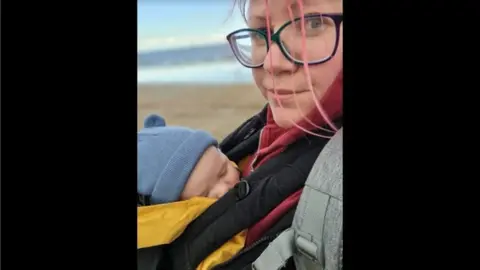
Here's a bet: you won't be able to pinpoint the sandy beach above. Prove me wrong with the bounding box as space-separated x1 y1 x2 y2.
138 84 266 140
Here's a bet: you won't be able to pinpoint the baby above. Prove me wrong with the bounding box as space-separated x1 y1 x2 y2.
137 114 245 270
137 114 240 205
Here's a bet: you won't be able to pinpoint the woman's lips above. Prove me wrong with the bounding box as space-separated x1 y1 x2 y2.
267 89 308 100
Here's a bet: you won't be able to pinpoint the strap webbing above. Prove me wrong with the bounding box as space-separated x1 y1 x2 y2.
251 228 294 270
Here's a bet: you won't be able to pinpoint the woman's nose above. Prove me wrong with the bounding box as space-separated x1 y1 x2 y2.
263 43 295 75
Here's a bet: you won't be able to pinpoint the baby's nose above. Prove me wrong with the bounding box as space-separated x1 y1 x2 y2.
226 173 240 188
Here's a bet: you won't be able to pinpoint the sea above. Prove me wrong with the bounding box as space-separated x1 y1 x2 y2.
138 0 254 85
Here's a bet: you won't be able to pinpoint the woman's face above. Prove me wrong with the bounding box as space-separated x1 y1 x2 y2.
248 0 343 128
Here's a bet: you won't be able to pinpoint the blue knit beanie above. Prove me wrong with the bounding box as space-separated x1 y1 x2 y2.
138 114 218 205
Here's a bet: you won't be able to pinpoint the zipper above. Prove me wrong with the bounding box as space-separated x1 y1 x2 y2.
210 233 279 270
250 128 264 172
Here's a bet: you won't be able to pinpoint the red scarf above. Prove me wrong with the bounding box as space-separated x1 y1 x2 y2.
244 71 343 246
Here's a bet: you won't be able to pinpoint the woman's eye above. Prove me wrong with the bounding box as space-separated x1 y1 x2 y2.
251 32 263 40
254 28 269 37
254 27 267 33
306 17 323 30
249 31 266 45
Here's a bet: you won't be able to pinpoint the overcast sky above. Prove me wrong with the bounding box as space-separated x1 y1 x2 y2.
138 0 246 52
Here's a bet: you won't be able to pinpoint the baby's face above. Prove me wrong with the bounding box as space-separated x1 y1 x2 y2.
180 146 240 200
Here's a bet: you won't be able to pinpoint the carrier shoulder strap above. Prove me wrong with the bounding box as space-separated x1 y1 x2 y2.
252 128 343 270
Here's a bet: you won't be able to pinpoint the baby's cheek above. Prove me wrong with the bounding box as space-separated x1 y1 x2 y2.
210 184 229 199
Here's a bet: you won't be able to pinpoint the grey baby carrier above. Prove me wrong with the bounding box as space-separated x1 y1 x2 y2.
252 128 343 270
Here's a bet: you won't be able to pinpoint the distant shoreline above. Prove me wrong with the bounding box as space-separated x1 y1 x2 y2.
138 60 253 85
138 42 234 68
137 58 237 70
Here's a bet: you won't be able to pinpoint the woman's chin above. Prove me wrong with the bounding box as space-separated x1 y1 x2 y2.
270 106 304 129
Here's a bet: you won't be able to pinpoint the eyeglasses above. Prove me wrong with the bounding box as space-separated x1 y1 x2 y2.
226 13 343 68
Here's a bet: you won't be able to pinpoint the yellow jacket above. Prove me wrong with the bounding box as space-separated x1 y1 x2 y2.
138 197 246 270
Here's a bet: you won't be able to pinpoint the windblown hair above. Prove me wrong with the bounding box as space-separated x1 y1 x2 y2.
233 0 248 22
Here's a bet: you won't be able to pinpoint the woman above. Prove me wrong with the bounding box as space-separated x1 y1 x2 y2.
164 0 343 269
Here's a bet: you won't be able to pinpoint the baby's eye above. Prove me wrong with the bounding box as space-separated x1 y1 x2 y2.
217 160 228 178
220 164 228 177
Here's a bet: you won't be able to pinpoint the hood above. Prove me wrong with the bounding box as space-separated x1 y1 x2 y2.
138 196 246 270
138 197 216 249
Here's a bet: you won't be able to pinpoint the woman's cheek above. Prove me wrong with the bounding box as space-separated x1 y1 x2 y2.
252 69 268 99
